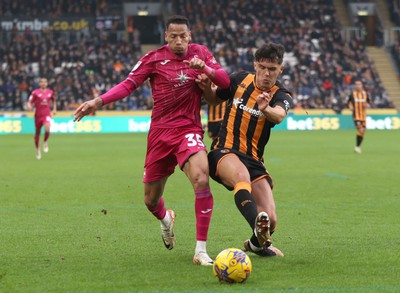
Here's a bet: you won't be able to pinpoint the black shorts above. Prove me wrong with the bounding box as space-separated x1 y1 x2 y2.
354 120 366 128
207 121 222 139
208 148 274 191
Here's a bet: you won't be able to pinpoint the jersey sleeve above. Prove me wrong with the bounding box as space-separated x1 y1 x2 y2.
28 91 36 103
271 89 293 113
51 90 55 102
346 93 354 105
126 52 154 87
215 72 244 100
198 45 222 70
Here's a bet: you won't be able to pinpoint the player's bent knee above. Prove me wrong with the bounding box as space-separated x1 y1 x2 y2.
187 168 209 187
143 194 159 209
233 170 251 183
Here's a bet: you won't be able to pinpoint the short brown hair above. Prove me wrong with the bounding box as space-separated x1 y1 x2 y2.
254 43 285 65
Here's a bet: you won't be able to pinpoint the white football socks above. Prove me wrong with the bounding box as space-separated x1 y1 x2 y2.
195 240 207 254
160 211 172 227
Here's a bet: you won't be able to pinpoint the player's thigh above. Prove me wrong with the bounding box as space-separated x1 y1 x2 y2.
43 117 51 132
355 120 365 132
183 150 209 181
144 128 178 182
361 121 366 132
217 154 251 188
35 118 43 132
178 129 209 188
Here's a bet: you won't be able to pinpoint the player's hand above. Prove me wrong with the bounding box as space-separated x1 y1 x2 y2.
256 92 271 112
52 110 57 116
195 73 211 91
183 57 205 70
74 98 102 122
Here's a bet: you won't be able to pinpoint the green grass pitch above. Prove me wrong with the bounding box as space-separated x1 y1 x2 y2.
1 130 399 292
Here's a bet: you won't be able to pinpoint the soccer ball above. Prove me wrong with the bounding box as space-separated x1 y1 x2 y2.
212 248 252 283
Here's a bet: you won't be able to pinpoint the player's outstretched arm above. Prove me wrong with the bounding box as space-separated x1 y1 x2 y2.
74 97 103 122
52 95 57 116
27 101 33 112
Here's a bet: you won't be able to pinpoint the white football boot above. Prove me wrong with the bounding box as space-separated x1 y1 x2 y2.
254 211 272 247
43 141 49 153
193 251 213 266
161 210 176 250
36 148 41 160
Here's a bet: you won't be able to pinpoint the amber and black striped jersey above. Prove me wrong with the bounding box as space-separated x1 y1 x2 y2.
211 72 293 162
347 90 370 121
208 101 227 123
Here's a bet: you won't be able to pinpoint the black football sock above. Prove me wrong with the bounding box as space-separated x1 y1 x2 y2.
234 189 258 230
356 135 363 147
250 234 260 248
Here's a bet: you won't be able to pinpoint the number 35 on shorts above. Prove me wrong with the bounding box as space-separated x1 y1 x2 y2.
185 133 205 147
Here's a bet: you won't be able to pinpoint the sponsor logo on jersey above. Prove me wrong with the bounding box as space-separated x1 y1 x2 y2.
354 98 367 102
233 98 265 118
160 60 171 65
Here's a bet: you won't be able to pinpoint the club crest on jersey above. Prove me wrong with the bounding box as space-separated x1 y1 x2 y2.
173 70 192 87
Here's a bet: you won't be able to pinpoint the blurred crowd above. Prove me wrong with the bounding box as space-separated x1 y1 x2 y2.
0 0 396 112
388 0 400 72
0 30 152 111
0 0 109 17
176 0 394 111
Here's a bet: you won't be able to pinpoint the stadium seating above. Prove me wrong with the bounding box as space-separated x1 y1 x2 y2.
0 0 395 111
388 0 400 74
176 0 394 110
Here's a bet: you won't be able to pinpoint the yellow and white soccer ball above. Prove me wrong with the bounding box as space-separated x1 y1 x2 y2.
212 248 252 283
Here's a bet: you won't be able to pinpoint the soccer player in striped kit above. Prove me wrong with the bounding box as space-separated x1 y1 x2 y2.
198 43 292 257
207 101 227 140
347 80 371 154
74 15 230 265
